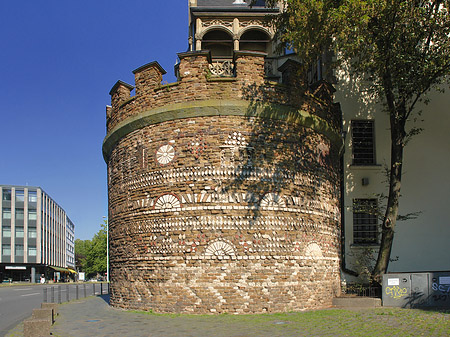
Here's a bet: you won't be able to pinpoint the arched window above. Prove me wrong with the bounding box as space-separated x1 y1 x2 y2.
202 30 233 59
240 29 271 53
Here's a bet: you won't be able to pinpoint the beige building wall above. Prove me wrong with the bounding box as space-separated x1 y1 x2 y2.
336 75 450 279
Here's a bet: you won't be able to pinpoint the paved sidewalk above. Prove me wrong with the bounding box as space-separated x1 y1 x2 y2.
6 295 450 336
51 296 311 337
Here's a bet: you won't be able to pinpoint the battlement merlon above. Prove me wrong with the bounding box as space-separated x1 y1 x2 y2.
109 80 134 110
177 50 212 81
132 61 167 99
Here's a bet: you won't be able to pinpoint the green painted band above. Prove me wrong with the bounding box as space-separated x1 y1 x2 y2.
102 99 341 162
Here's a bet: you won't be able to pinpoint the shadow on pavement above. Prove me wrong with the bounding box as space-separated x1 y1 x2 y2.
97 293 110 304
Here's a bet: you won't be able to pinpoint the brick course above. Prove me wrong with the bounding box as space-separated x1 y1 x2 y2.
104 50 342 313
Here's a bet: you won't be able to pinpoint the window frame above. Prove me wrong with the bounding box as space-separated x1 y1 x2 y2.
15 208 24 220
2 189 11 201
2 226 11 238
15 244 24 256
28 246 37 256
352 198 379 245
15 226 25 238
15 189 25 202
2 244 11 256
351 120 376 166
28 191 37 203
28 227 37 238
28 209 37 220
2 208 11 219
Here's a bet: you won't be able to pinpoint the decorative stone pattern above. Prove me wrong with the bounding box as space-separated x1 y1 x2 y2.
105 50 342 313
155 144 175 165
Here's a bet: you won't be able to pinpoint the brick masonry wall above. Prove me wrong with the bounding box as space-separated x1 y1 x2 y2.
105 51 342 313
106 52 340 133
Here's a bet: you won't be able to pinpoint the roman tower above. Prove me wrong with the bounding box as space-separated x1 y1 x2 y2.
103 0 342 313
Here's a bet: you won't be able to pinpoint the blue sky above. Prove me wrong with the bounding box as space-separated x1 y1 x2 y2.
0 1 188 240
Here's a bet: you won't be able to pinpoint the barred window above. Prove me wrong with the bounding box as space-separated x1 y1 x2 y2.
351 120 375 165
353 199 379 245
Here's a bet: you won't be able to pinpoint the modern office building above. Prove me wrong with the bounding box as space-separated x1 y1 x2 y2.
0 185 76 282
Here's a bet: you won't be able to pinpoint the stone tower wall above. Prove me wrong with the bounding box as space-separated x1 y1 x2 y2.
104 50 342 313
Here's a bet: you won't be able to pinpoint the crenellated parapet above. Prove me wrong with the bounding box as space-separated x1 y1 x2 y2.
105 51 340 151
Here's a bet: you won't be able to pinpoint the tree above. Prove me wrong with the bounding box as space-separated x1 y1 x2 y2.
75 221 107 278
258 0 450 282
74 239 91 272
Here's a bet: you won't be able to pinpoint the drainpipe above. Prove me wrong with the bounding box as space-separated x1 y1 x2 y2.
340 130 358 277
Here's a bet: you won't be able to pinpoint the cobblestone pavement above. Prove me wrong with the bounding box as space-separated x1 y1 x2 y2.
6 295 450 337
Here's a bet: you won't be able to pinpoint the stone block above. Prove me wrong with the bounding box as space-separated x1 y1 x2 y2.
41 302 58 316
31 308 54 324
23 318 51 337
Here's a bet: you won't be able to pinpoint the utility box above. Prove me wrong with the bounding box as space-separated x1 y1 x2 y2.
383 272 450 308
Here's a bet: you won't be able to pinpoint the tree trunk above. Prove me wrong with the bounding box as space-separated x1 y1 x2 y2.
372 109 406 284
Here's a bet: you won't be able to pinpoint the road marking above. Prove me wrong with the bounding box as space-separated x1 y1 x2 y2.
21 293 40 297
13 288 33 291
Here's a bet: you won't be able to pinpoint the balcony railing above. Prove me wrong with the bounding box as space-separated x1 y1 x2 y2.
209 58 235 77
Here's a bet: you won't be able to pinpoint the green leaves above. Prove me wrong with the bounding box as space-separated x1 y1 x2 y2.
75 222 107 278
266 0 450 112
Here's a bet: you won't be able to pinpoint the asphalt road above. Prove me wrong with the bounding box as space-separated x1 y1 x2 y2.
0 283 107 337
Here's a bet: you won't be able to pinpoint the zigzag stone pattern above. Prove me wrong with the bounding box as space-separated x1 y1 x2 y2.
104 53 342 313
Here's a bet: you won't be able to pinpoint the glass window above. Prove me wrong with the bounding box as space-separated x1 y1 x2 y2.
2 208 11 219
353 199 379 245
28 191 37 203
351 120 376 165
2 226 11 238
28 227 37 238
15 208 24 220
28 246 37 256
15 227 24 238
2 189 11 201
15 244 24 256
15 190 25 202
2 244 11 255
28 209 37 220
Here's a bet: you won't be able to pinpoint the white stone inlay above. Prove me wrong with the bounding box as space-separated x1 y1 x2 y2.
156 144 175 165
154 194 181 210
205 240 236 258
305 243 323 258
260 193 286 207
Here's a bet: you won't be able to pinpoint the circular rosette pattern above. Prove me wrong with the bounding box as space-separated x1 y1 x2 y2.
156 144 175 165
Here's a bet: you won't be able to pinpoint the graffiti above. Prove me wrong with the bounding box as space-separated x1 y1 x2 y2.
431 282 450 294
432 294 448 302
385 286 408 299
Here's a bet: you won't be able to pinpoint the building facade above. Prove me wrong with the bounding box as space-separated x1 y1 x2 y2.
104 0 342 313
337 82 450 281
0 185 76 282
